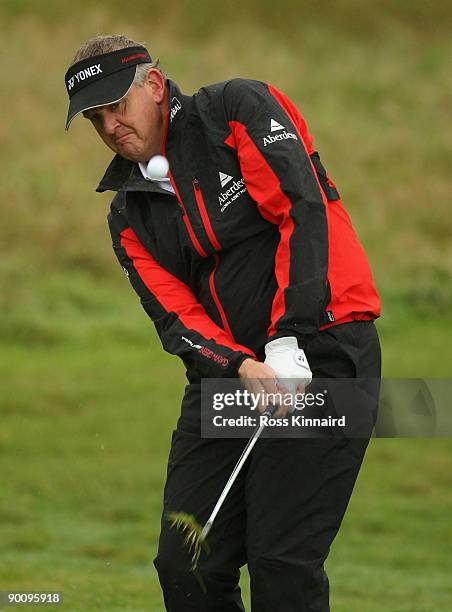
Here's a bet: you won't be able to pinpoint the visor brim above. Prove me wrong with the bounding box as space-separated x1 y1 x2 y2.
65 65 137 130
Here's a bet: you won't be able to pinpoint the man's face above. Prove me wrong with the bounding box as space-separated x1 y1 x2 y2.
83 69 168 163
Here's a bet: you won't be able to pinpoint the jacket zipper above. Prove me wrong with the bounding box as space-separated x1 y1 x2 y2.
192 180 234 337
209 253 235 339
166 170 208 258
192 178 222 251
162 109 207 257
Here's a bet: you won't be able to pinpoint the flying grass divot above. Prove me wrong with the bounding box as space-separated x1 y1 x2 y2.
165 511 211 571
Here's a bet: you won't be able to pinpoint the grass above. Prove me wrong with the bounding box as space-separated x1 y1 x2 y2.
1 1 452 610
1 333 180 611
1 277 451 610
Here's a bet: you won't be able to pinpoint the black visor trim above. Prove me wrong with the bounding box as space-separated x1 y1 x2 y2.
64 46 152 129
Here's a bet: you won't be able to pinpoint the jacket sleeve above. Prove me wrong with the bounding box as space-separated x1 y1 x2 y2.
224 79 336 348
108 199 256 378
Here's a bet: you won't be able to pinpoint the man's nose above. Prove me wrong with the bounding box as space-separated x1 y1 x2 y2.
101 112 120 136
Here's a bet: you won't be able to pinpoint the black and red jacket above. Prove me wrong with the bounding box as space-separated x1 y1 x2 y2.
99 79 381 379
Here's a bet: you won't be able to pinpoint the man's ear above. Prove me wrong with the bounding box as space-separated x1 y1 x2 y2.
145 68 166 104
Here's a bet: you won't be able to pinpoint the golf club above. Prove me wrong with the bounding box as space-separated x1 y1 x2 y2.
167 402 277 568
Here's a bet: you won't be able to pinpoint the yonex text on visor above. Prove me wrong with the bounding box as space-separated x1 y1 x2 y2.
64 46 152 129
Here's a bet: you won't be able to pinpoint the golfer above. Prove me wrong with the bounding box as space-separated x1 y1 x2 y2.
65 35 381 611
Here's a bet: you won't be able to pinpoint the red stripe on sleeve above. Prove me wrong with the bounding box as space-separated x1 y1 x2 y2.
268 84 332 211
228 120 294 337
120 227 255 356
267 84 334 211
267 84 315 155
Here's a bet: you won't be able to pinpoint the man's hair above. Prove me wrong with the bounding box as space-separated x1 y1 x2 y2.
70 34 164 86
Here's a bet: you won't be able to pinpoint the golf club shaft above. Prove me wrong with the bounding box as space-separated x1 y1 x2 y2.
201 405 276 539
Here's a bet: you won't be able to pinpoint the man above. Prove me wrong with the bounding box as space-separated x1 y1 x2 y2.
65 35 381 611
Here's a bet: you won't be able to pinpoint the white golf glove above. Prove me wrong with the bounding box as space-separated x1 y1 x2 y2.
264 336 312 395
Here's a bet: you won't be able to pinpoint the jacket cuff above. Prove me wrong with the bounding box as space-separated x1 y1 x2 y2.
267 330 313 351
227 351 256 378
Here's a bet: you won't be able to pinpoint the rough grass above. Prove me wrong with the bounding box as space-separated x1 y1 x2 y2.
2 1 451 286
1 325 452 610
1 1 452 610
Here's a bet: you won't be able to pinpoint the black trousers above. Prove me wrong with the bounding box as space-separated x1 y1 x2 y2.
154 321 381 611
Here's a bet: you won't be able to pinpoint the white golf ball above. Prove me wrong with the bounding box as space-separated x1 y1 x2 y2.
146 155 169 179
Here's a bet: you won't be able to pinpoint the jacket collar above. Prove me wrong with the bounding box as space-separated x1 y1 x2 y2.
96 80 189 194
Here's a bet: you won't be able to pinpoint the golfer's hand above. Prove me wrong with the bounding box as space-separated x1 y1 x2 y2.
264 337 312 394
238 358 292 418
